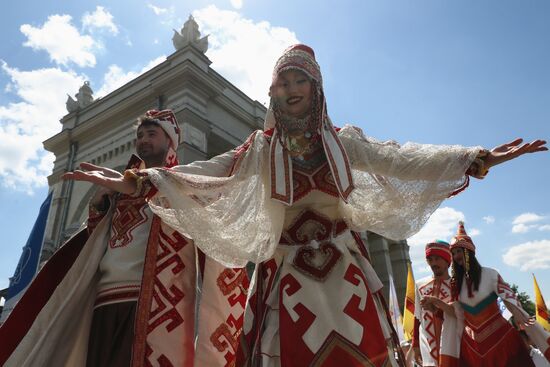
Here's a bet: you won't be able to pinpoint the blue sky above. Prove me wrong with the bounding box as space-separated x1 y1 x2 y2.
1 1 549 306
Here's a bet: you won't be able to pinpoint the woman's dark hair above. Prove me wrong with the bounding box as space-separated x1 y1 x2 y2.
451 248 482 298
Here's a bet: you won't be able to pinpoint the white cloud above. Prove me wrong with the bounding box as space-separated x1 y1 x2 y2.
148 3 169 15
21 14 98 68
512 223 531 234
408 207 464 247
502 240 550 271
193 5 299 104
0 62 86 192
483 215 495 224
82 6 119 35
511 213 548 233
147 4 177 26
469 228 481 237
513 213 544 225
408 207 464 274
95 56 166 98
230 0 244 9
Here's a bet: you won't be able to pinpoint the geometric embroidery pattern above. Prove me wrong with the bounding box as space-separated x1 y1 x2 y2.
109 196 148 248
292 162 340 203
132 216 193 367
293 242 342 282
418 279 453 361
147 230 189 333
210 268 249 367
310 331 379 367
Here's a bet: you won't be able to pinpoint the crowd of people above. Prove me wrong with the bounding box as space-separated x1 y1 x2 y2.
0 44 548 367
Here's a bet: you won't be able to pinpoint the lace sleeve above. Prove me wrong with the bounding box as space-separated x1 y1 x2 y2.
144 131 285 267
169 149 237 177
338 125 481 240
339 125 481 181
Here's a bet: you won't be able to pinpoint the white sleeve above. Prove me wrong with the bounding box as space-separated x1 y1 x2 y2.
339 125 481 181
170 149 237 177
337 125 482 241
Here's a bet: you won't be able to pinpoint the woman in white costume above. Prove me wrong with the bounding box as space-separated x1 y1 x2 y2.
64 44 546 367
448 222 550 367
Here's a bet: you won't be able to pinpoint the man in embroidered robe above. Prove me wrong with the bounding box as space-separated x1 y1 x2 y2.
413 240 459 367
0 110 248 367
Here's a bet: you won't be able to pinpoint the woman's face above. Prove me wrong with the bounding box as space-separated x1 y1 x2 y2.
272 69 313 118
451 248 465 266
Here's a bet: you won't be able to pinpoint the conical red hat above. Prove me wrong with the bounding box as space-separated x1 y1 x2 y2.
450 221 476 252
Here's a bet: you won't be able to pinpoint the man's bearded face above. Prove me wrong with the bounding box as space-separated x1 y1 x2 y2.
426 255 449 277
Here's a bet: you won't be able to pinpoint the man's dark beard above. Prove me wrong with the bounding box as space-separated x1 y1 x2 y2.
139 150 167 168
431 266 445 276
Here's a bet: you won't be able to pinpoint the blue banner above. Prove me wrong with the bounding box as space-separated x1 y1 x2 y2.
6 191 53 300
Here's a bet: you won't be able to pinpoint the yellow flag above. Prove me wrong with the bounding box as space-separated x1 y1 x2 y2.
533 274 550 332
403 262 416 340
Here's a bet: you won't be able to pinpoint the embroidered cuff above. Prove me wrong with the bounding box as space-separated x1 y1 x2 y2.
123 169 154 197
466 149 490 179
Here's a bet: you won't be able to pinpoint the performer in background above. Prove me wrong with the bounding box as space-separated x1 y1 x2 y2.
61 44 546 367
424 221 550 367
0 110 247 367
413 240 460 366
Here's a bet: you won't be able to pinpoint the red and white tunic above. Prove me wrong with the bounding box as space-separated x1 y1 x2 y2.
456 267 550 367
413 276 457 367
95 194 152 307
237 159 396 366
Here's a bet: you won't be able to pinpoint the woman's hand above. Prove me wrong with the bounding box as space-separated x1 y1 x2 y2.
62 162 137 195
515 312 536 330
485 138 547 168
76 163 124 207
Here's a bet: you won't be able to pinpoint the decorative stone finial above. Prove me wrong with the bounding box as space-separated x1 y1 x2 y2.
172 15 208 53
66 81 94 113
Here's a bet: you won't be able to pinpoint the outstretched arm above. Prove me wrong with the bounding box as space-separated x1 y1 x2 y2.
502 299 536 330
62 162 137 195
80 162 124 208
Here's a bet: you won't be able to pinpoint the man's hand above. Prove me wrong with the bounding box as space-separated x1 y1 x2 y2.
420 295 437 312
63 162 137 195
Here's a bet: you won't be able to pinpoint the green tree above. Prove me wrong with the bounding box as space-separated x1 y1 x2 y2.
510 284 536 316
